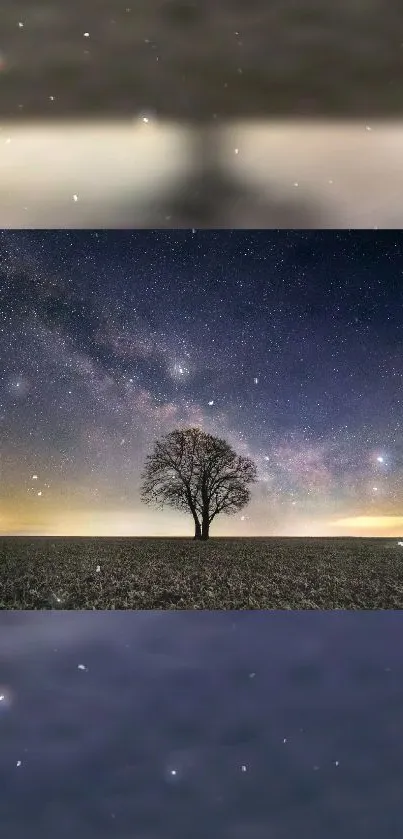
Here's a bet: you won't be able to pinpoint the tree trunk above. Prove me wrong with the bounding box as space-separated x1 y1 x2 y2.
193 519 202 540
191 123 223 183
201 515 209 541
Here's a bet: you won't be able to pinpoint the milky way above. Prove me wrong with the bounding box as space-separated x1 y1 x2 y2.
1 229 403 536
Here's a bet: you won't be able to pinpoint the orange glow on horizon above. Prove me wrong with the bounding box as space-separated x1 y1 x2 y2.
1 506 403 538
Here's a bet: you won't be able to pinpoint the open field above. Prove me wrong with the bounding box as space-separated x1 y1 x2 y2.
1 537 403 609
1 0 402 118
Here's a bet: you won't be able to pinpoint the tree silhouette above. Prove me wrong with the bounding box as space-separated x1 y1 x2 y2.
140 427 258 540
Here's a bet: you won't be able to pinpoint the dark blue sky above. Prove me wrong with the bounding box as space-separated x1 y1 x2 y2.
1 610 403 838
2 229 403 535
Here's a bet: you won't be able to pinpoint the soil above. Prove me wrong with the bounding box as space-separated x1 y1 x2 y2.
1 536 402 609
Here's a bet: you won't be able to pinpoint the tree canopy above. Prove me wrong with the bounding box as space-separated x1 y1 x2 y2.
140 426 258 539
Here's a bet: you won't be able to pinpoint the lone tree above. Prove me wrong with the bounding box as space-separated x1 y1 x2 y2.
140 427 258 540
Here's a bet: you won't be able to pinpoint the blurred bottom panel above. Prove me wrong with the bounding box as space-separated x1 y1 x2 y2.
1 120 402 228
1 610 403 839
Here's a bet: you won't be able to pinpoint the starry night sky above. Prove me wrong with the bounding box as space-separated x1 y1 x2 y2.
1 229 403 537
2 610 403 839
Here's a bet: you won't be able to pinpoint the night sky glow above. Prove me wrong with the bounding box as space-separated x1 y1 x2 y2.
1 229 403 537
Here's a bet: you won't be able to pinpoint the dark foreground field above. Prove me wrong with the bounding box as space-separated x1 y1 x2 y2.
1 537 403 609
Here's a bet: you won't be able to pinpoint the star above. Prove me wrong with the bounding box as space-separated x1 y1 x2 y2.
1 229 403 537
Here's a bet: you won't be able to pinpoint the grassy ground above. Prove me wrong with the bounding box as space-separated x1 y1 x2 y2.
1 537 403 609
1 0 402 118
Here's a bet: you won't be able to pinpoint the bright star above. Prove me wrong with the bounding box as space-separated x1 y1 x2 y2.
170 361 190 381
